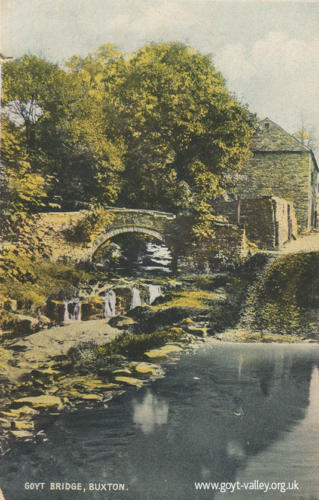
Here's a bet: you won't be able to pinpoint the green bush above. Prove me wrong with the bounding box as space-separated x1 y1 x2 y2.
1 252 93 312
98 327 186 360
64 208 114 243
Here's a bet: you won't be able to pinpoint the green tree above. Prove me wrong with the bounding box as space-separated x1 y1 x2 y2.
3 55 61 149
3 50 126 208
112 42 255 212
60 44 127 205
0 117 48 243
293 127 318 150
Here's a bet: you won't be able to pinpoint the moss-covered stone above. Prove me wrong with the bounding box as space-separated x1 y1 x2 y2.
109 315 137 329
14 395 64 410
144 345 182 359
3 299 18 312
114 376 143 387
45 299 65 324
113 287 132 314
0 312 40 336
245 252 319 334
81 296 104 321
134 362 159 375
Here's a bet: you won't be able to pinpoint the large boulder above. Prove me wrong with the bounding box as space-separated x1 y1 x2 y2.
0 311 40 336
81 296 104 321
113 287 133 314
45 299 65 324
3 299 18 312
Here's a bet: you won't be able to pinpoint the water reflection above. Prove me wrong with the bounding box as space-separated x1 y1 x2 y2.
1 344 319 500
132 391 169 434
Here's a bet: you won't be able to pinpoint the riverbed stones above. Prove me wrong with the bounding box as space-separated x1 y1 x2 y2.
114 376 143 387
113 368 132 375
144 344 182 359
14 395 63 410
65 390 103 401
134 362 159 375
9 314 40 336
2 406 39 417
10 430 33 439
13 420 34 431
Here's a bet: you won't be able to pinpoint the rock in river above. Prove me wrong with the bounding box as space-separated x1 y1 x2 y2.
14 395 63 410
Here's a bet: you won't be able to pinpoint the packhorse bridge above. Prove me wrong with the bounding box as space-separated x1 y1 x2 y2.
33 207 176 262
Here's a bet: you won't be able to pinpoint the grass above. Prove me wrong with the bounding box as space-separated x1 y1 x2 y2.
245 252 319 334
216 328 305 343
152 290 218 309
97 327 187 360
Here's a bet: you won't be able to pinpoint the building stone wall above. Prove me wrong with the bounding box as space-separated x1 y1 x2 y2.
233 118 318 230
235 151 316 229
215 197 298 250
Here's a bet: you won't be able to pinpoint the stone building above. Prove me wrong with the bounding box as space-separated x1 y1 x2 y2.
215 197 298 250
234 118 318 230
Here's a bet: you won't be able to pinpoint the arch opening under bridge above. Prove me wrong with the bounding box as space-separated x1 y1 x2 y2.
91 225 167 260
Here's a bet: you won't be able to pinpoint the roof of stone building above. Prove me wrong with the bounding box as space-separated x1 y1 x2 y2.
253 118 311 153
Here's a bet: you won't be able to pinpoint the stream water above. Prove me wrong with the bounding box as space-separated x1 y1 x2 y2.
1 342 319 500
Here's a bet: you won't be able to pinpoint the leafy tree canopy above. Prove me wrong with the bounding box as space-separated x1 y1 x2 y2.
2 42 255 224
113 42 255 212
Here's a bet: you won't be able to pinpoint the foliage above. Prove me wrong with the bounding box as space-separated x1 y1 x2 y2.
293 127 318 149
65 208 115 243
3 55 60 146
3 42 254 214
115 42 255 211
97 327 186 360
1 118 48 234
0 252 93 311
3 50 126 208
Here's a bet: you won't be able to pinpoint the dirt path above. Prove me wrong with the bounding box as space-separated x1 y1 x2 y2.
280 232 319 254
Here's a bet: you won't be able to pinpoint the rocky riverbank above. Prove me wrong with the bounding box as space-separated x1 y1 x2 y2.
0 257 249 453
2 251 318 455
0 302 207 455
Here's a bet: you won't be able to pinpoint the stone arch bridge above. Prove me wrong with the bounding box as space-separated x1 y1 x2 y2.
34 208 176 262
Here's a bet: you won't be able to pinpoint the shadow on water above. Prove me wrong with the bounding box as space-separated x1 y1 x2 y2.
1 343 319 500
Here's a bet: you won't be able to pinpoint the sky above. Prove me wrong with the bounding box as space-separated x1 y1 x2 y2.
1 0 319 142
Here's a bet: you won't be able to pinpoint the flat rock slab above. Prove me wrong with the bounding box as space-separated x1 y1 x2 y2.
134 362 159 374
114 376 143 387
144 344 182 359
1 319 122 383
14 395 64 410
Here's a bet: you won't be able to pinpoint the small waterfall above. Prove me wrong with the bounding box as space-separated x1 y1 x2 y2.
64 299 81 322
104 290 116 318
148 284 162 305
131 287 141 309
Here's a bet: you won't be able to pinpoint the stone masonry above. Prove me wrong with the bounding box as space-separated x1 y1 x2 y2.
233 118 318 230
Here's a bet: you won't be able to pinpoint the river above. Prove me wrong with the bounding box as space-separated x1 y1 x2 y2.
1 342 319 499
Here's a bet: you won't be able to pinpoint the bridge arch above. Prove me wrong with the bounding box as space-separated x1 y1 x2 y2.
90 225 167 260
